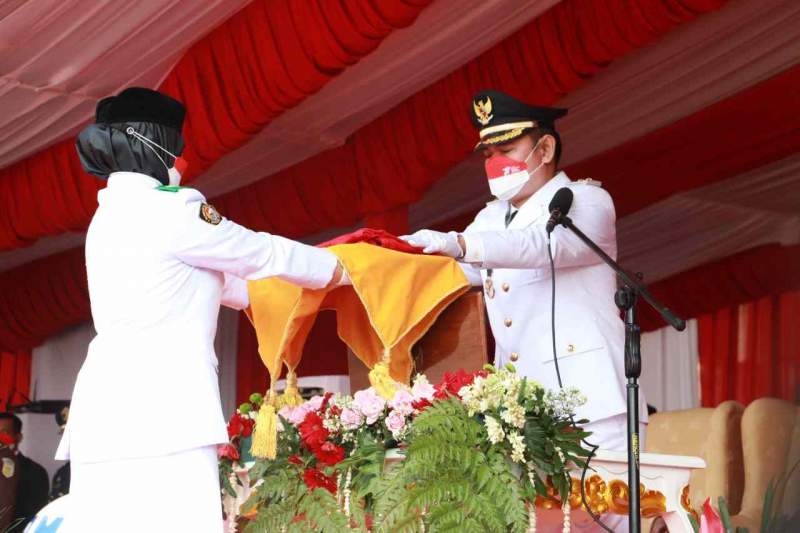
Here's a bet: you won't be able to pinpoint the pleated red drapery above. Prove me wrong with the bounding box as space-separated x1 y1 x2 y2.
0 0 431 251
0 350 31 411
698 290 799 406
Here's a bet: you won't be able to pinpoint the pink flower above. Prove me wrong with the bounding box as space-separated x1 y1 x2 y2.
411 378 436 403
385 409 407 437
340 407 364 430
305 395 325 412
352 388 386 424
389 389 414 416
279 404 310 426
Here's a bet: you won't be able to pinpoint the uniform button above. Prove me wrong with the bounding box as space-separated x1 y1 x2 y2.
509 352 519 362
502 283 510 292
567 344 575 353
504 318 512 327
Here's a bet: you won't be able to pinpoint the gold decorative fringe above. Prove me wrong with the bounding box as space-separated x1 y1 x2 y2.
279 369 304 408
251 390 279 459
369 361 398 400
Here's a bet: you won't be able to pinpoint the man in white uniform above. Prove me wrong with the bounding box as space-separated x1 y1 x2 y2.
403 90 646 531
402 89 647 450
57 88 345 532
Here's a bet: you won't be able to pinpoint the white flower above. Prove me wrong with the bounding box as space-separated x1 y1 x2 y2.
501 402 526 429
507 431 526 463
484 415 505 444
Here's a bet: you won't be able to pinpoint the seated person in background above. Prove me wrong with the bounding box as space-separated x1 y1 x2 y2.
0 412 49 530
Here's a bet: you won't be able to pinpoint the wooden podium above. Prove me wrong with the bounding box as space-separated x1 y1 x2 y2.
348 289 490 391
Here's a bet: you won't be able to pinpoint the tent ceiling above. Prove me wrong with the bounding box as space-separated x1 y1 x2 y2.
0 0 252 168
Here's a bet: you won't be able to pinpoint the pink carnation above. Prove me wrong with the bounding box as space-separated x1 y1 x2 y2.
279 404 310 426
352 388 386 425
389 389 414 416
340 407 365 430
305 395 325 412
411 379 436 402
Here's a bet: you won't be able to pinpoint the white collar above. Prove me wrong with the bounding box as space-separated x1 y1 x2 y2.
505 171 571 229
106 171 162 190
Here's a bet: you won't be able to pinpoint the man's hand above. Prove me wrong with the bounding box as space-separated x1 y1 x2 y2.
399 229 464 258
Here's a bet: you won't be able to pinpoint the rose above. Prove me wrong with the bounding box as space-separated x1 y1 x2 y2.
385 409 407 438
340 407 364 430
298 411 329 449
314 441 345 466
352 388 386 425
217 443 240 461
303 468 337 494
389 389 414 417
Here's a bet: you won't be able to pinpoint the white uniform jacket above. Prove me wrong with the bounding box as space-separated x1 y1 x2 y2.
461 172 646 425
57 172 337 463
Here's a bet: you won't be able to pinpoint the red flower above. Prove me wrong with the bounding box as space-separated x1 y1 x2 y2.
434 369 487 399
314 441 345 466
218 443 240 461
303 468 337 494
0 431 15 447
227 413 254 439
412 397 433 412
288 454 303 465
299 411 329 450
227 414 244 438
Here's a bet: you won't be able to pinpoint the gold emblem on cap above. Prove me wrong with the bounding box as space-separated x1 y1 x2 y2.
473 97 493 126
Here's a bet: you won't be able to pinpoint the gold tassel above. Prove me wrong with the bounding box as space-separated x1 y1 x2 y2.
251 390 278 459
369 361 398 400
279 369 304 408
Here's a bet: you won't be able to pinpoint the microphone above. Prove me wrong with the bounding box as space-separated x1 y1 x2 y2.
546 187 573 233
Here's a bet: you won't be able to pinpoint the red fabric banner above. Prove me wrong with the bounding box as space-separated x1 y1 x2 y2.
698 289 799 406
0 350 31 411
0 0 431 251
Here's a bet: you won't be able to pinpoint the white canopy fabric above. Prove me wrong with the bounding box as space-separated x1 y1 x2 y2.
0 0 253 168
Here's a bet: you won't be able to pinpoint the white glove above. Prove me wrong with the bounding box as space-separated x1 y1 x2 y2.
399 229 463 258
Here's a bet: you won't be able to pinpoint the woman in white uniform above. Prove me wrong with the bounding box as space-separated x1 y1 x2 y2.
57 88 345 532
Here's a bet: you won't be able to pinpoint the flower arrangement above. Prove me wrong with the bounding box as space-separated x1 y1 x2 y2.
228 364 590 532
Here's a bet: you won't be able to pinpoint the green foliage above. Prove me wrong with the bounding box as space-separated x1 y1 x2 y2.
373 398 528 532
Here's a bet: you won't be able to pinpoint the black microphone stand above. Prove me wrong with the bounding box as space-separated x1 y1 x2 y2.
554 215 685 533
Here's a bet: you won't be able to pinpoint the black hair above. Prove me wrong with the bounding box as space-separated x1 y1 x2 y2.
0 412 22 434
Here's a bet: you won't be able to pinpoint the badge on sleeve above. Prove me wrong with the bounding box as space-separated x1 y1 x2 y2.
199 203 222 225
2 457 14 478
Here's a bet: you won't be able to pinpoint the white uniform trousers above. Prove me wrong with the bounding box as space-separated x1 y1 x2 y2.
66 445 222 533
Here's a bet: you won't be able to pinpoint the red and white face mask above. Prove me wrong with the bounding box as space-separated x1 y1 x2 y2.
484 138 543 201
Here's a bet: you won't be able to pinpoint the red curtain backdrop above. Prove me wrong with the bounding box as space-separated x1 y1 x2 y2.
698 290 799 407
0 0 431 251
639 244 800 332
0 350 31 411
